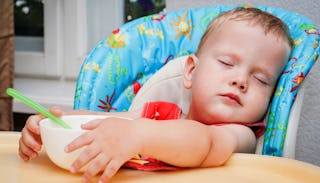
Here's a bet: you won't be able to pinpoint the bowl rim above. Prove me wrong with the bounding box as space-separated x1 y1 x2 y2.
39 115 109 131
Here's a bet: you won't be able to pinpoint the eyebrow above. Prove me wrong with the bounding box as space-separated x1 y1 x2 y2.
223 52 242 62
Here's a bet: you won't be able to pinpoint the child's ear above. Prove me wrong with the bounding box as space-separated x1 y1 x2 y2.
183 55 198 89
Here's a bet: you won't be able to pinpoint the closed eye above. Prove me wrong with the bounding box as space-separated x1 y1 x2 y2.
218 60 233 67
254 75 269 85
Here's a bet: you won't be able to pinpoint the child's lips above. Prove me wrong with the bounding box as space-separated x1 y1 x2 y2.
220 93 242 106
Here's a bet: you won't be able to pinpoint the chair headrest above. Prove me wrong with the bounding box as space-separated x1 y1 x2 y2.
74 5 320 156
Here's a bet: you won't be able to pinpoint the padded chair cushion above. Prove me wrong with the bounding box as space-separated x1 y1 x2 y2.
74 5 320 156
129 56 190 113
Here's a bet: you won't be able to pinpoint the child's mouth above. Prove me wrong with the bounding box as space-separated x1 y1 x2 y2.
220 93 242 106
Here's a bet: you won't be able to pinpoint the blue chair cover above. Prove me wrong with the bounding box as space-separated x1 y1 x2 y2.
74 4 320 156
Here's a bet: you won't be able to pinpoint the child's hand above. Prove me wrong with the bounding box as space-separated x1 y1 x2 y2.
19 107 63 161
65 117 142 183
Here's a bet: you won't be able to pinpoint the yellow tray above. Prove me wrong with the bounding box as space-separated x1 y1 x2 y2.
0 132 319 183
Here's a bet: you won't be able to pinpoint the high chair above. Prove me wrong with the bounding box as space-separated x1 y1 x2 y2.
73 5 320 161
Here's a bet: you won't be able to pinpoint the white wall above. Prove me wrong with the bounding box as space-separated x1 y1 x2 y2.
166 0 320 28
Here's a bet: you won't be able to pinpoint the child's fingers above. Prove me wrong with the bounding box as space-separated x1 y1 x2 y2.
18 138 39 160
65 131 93 153
48 106 64 117
99 159 122 183
70 144 100 173
81 119 102 130
25 115 43 135
21 127 42 151
19 151 31 161
81 153 109 182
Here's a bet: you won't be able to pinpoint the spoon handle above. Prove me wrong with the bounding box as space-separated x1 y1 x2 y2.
6 88 72 129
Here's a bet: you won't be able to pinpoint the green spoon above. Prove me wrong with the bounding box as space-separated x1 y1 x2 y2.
6 88 72 129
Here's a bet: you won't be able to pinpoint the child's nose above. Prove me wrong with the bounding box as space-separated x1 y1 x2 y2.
231 79 248 92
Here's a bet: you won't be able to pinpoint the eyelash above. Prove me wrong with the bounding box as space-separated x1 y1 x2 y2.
218 60 233 67
254 76 268 85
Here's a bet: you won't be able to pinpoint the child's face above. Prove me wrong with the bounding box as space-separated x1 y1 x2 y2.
184 20 291 124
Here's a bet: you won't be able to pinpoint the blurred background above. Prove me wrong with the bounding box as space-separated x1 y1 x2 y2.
0 0 166 131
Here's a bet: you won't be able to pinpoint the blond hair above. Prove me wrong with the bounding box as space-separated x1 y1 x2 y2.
196 7 294 55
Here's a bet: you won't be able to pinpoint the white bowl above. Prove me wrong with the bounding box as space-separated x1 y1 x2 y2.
40 115 108 171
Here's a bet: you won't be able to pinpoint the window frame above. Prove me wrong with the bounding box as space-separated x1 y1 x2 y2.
15 0 62 77
13 0 124 113
15 0 124 79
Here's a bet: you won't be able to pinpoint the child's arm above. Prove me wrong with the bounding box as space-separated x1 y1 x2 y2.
66 117 256 182
18 107 141 161
138 118 257 167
